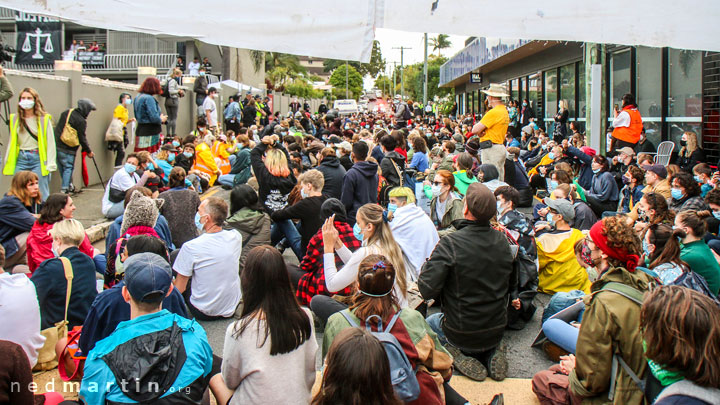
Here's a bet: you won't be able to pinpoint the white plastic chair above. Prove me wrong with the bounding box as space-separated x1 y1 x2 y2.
654 141 675 166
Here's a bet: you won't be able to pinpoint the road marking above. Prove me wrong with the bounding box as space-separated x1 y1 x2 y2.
200 186 220 200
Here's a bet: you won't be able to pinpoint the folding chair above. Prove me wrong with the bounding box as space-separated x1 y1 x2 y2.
654 141 675 166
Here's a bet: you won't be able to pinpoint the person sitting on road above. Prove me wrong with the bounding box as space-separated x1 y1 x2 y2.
452 153 478 196
224 184 271 274
0 171 41 273
535 197 591 295
173 197 242 320
159 167 201 248
217 131 253 188
420 183 514 382
101 153 154 219
642 223 688 285
495 185 535 258
220 246 318 405
424 169 464 233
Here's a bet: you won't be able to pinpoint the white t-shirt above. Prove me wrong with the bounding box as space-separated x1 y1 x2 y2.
188 61 201 76
0 273 45 367
612 110 631 128
174 229 242 317
203 97 218 128
101 167 140 215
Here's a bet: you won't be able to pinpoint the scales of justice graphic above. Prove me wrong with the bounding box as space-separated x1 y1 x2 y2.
21 27 53 59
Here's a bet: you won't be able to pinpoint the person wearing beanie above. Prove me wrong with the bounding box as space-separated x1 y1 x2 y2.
420 182 515 382
532 216 652 404
80 252 223 405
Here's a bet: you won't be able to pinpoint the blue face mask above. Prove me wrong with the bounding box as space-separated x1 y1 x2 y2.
694 175 704 183
300 189 309 199
124 98 132 105
353 223 364 241
592 168 601 174
541 144 547 151
713 211 720 220
496 200 504 214
548 152 555 160
549 180 559 191
671 187 684 200
172 141 180 147
183 151 193 158
199 71 206 76
523 102 527 107
387 203 398 213
195 212 204 232
124 163 137 174
546 213 555 226
167 153 175 162
146 163 154 170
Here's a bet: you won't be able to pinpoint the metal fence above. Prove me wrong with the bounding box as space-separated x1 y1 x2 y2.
5 53 177 73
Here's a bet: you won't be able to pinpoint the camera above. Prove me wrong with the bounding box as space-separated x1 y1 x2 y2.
0 37 16 64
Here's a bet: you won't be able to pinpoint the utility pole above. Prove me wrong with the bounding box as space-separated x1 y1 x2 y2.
423 33 428 105
391 62 398 99
345 60 349 99
392 46 411 99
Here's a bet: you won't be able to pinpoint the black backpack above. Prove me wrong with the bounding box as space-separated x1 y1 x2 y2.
401 103 412 121
161 77 173 98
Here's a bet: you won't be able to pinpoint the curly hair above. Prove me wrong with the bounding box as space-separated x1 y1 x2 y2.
626 165 645 184
671 172 701 198
601 215 642 259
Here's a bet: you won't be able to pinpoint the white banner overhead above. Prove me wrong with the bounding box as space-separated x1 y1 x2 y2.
3 0 720 62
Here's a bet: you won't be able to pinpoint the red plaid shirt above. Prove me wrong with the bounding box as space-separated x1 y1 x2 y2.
296 221 361 306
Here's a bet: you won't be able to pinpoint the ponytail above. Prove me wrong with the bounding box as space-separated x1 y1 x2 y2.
648 224 688 270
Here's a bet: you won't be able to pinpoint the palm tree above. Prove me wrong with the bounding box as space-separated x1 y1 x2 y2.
430 34 452 56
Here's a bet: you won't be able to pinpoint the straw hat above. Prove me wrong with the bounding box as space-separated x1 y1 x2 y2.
481 83 509 98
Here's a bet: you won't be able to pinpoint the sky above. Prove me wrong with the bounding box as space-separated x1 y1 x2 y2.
363 28 468 90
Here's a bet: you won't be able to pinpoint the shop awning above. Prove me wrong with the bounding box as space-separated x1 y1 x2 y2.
5 0 720 63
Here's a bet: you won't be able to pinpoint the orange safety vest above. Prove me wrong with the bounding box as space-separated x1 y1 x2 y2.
192 143 219 186
612 106 643 144
211 141 231 175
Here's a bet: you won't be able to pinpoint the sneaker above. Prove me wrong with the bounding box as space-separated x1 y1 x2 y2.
487 342 508 381
446 344 487 381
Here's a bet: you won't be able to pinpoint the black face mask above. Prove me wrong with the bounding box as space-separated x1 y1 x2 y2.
680 140 687 147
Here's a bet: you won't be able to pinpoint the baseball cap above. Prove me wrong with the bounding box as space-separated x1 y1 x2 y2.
161 143 178 152
124 253 172 303
337 141 352 152
618 147 635 157
642 164 667 179
465 183 496 222
543 197 575 222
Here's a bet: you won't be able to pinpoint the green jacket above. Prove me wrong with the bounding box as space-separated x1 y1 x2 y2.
452 170 477 196
680 240 720 296
225 207 271 272
569 266 652 404
426 190 464 233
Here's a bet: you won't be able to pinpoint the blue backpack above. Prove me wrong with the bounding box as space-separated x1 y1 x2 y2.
340 309 420 402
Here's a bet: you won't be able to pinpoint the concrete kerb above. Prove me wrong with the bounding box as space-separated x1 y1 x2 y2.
86 221 113 244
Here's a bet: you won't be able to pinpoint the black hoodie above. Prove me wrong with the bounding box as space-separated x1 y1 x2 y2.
341 160 379 225
55 98 95 153
317 155 346 199
380 150 406 187
250 142 297 213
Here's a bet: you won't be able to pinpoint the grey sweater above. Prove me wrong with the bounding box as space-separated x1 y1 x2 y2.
158 188 200 248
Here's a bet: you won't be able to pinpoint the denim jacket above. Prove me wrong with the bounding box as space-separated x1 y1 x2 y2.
133 93 162 124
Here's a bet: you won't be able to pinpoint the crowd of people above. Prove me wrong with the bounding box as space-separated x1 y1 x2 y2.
1 80 719 405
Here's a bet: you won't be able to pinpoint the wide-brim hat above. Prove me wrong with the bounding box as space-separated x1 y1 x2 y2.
481 83 509 98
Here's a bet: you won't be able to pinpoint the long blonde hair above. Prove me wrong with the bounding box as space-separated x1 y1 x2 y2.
681 131 699 157
357 204 407 298
265 148 290 177
17 87 47 122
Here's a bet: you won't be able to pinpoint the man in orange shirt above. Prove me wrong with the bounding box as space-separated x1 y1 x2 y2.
471 84 510 181
611 93 643 150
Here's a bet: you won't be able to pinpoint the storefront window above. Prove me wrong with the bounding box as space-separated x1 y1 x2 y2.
610 49 631 117
668 49 702 143
560 63 576 120
528 72 541 119
511 79 519 102
578 66 586 121
544 70 557 125
636 46 663 146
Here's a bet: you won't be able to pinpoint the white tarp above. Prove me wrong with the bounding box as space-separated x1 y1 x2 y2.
3 0 720 63
209 80 263 95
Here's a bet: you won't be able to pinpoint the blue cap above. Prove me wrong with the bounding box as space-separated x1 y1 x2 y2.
124 253 172 303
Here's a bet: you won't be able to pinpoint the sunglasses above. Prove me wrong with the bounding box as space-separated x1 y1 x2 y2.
432 181 444 186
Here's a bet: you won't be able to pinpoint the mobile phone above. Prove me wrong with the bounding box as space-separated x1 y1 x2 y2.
613 103 619 111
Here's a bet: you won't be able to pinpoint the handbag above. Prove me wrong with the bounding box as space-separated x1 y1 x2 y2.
33 257 74 371
105 117 124 143
60 109 80 148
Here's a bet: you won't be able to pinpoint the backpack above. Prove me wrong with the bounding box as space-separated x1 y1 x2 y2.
340 310 420 402
161 77 172 98
401 103 412 121
671 271 720 307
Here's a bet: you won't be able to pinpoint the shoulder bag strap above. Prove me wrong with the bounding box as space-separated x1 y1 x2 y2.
64 109 74 128
389 158 404 187
385 309 402 332
20 116 39 141
339 309 359 328
601 282 644 305
58 257 74 324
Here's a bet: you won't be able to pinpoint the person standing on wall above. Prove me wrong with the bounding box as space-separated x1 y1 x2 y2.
109 93 135 167
54 99 96 194
471 83 510 181
611 93 643 151
164 68 184 139
3 88 55 201
201 57 212 75
194 66 209 117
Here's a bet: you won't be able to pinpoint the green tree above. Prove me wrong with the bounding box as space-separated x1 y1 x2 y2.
429 34 452 56
329 64 364 99
324 40 385 78
374 75 393 96
264 52 307 89
285 79 325 99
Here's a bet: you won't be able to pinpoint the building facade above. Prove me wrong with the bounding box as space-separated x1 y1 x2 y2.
440 38 716 162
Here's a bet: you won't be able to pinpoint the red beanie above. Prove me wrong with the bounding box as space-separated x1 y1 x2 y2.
588 221 640 272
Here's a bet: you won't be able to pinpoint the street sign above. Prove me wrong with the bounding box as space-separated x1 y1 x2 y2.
470 72 482 83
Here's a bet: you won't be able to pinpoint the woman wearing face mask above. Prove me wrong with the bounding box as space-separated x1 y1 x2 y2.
101 153 151 219
553 100 569 142
217 133 253 189
424 170 464 232
675 131 705 172
615 165 645 215
109 93 135 167
312 203 408 326
642 223 688 285
26 194 101 274
452 153 478 196
3 88 56 201
669 172 708 213
584 155 619 217
634 192 675 236
154 143 177 180
674 211 720 296
133 77 167 153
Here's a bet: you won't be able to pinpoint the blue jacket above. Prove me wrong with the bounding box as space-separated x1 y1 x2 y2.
80 310 213 405
78 280 188 355
587 171 619 203
620 185 644 213
224 101 242 121
31 247 98 330
0 194 37 257
133 93 162 124
105 214 175 257
409 151 429 173
565 146 594 190
341 161 379 226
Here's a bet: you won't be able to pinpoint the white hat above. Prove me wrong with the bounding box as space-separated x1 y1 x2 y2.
481 83 509 98
338 141 352 152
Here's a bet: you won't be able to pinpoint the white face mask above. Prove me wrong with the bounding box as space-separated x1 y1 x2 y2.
558 102 562 109
19 99 35 110
431 184 443 196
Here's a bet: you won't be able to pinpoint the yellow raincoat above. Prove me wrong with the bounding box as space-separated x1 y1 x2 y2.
192 142 219 186
537 228 591 294
528 153 555 177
